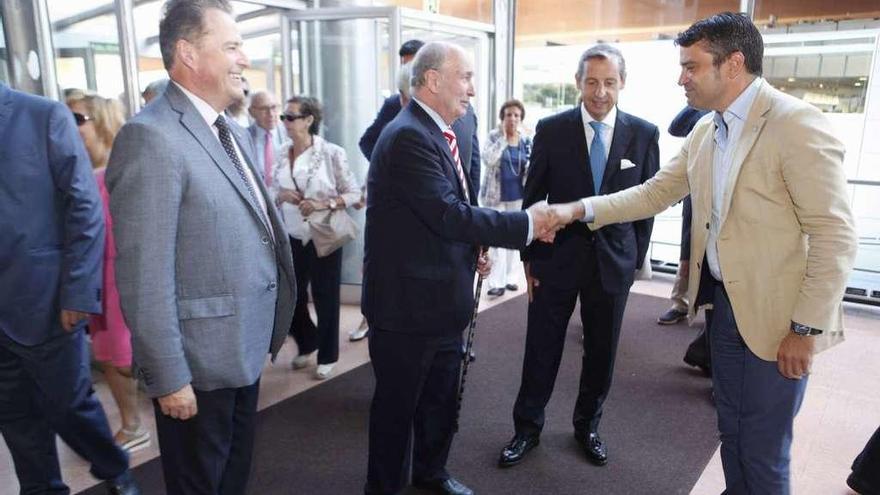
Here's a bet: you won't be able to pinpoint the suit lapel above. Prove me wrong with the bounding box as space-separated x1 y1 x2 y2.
166 84 269 233
719 82 771 227
410 103 472 203
568 108 593 193
601 110 633 193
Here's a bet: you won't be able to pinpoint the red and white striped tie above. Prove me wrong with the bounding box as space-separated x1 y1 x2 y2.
442 129 471 203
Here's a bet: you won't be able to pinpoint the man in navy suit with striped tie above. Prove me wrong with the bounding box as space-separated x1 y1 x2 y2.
362 41 563 495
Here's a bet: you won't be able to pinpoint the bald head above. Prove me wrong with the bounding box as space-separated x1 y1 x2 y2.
410 42 474 125
248 91 279 131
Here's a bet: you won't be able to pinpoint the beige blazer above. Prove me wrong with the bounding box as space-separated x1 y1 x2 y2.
589 80 858 361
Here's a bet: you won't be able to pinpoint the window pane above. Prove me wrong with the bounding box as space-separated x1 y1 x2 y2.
515 0 739 47
47 1 124 99
374 0 493 24
755 0 880 24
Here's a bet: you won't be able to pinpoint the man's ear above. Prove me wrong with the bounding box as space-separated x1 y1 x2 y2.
727 51 746 79
177 39 198 70
425 69 441 94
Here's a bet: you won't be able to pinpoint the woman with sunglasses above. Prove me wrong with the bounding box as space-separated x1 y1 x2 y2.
273 96 360 380
65 92 151 452
479 99 533 297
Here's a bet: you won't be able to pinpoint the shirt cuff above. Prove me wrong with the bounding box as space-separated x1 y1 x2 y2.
525 210 534 245
579 198 595 223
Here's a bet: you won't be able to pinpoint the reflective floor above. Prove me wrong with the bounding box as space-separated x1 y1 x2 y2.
0 270 877 495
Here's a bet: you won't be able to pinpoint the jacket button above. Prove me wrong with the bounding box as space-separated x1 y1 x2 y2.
268 282 277 290
261 236 270 244
705 222 710 229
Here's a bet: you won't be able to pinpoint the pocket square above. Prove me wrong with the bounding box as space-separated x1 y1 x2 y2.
620 159 637 170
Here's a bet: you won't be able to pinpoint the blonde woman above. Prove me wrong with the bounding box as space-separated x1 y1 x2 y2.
66 93 150 452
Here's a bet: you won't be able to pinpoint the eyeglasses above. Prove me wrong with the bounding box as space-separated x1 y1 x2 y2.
72 112 93 126
280 113 307 122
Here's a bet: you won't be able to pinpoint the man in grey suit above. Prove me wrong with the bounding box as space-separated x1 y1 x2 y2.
106 1 295 493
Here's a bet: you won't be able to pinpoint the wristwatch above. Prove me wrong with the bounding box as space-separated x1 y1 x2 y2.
328 198 338 210
791 321 823 336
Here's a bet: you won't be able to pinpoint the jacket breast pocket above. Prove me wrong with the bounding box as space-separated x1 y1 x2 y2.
177 295 236 320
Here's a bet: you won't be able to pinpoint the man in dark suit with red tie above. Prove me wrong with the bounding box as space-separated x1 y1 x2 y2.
499 44 660 468
362 41 561 495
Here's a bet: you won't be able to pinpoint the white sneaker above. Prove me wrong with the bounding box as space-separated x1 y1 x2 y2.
291 351 315 370
115 426 151 453
315 363 336 380
348 326 369 342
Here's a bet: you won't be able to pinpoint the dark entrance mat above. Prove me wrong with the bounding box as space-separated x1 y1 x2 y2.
80 292 717 494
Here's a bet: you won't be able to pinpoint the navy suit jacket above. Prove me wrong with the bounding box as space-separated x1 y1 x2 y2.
359 95 481 195
522 106 659 294
0 84 105 345
362 102 528 336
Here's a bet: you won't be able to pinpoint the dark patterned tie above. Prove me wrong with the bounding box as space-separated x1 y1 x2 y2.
214 115 267 224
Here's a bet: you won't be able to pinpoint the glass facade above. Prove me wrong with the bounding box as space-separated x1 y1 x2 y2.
3 0 880 300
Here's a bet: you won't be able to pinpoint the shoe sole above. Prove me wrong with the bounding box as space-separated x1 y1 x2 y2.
656 317 685 325
121 436 151 453
348 332 368 342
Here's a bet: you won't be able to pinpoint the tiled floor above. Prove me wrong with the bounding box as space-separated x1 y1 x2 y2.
1 270 877 494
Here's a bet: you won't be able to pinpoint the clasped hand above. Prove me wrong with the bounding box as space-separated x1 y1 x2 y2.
526 200 585 243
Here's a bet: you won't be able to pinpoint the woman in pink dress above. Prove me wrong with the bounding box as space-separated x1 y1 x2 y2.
66 93 150 452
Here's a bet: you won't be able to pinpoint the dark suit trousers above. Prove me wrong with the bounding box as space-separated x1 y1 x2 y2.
0 328 128 494
709 282 806 495
289 237 341 364
513 253 628 438
153 379 260 495
365 328 462 495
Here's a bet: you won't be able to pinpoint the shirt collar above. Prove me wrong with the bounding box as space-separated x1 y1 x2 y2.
172 81 222 128
581 104 617 130
721 77 763 124
412 96 453 132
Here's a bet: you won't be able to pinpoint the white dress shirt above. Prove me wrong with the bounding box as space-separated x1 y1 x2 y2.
581 103 616 163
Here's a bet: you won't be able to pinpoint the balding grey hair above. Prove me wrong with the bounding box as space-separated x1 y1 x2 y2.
248 90 274 107
575 43 627 83
410 42 461 88
397 62 412 98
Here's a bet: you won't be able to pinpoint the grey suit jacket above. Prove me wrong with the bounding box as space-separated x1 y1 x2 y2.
107 82 296 398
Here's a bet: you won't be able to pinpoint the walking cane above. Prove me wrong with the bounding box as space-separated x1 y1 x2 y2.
454 248 489 432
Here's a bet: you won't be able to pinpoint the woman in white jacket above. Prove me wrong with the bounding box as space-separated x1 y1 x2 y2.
273 96 360 379
479 99 532 297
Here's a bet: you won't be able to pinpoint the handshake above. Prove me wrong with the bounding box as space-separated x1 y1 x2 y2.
526 200 586 243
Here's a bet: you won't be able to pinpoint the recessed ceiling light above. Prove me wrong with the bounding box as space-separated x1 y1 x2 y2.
859 76 868 81
787 77 796 82
855 82 863 87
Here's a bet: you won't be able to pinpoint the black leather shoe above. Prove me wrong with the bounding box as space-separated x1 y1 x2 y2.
498 434 540 467
577 432 608 466
505 284 519 291
106 471 141 495
413 477 474 495
683 353 711 377
657 308 687 325
468 350 476 362
487 288 505 297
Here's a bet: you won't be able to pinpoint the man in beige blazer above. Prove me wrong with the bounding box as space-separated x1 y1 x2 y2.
552 12 857 494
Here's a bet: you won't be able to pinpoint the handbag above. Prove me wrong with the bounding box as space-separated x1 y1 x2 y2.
308 207 358 257
288 142 359 257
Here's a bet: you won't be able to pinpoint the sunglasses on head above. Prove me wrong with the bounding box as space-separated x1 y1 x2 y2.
72 112 93 126
280 113 307 122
